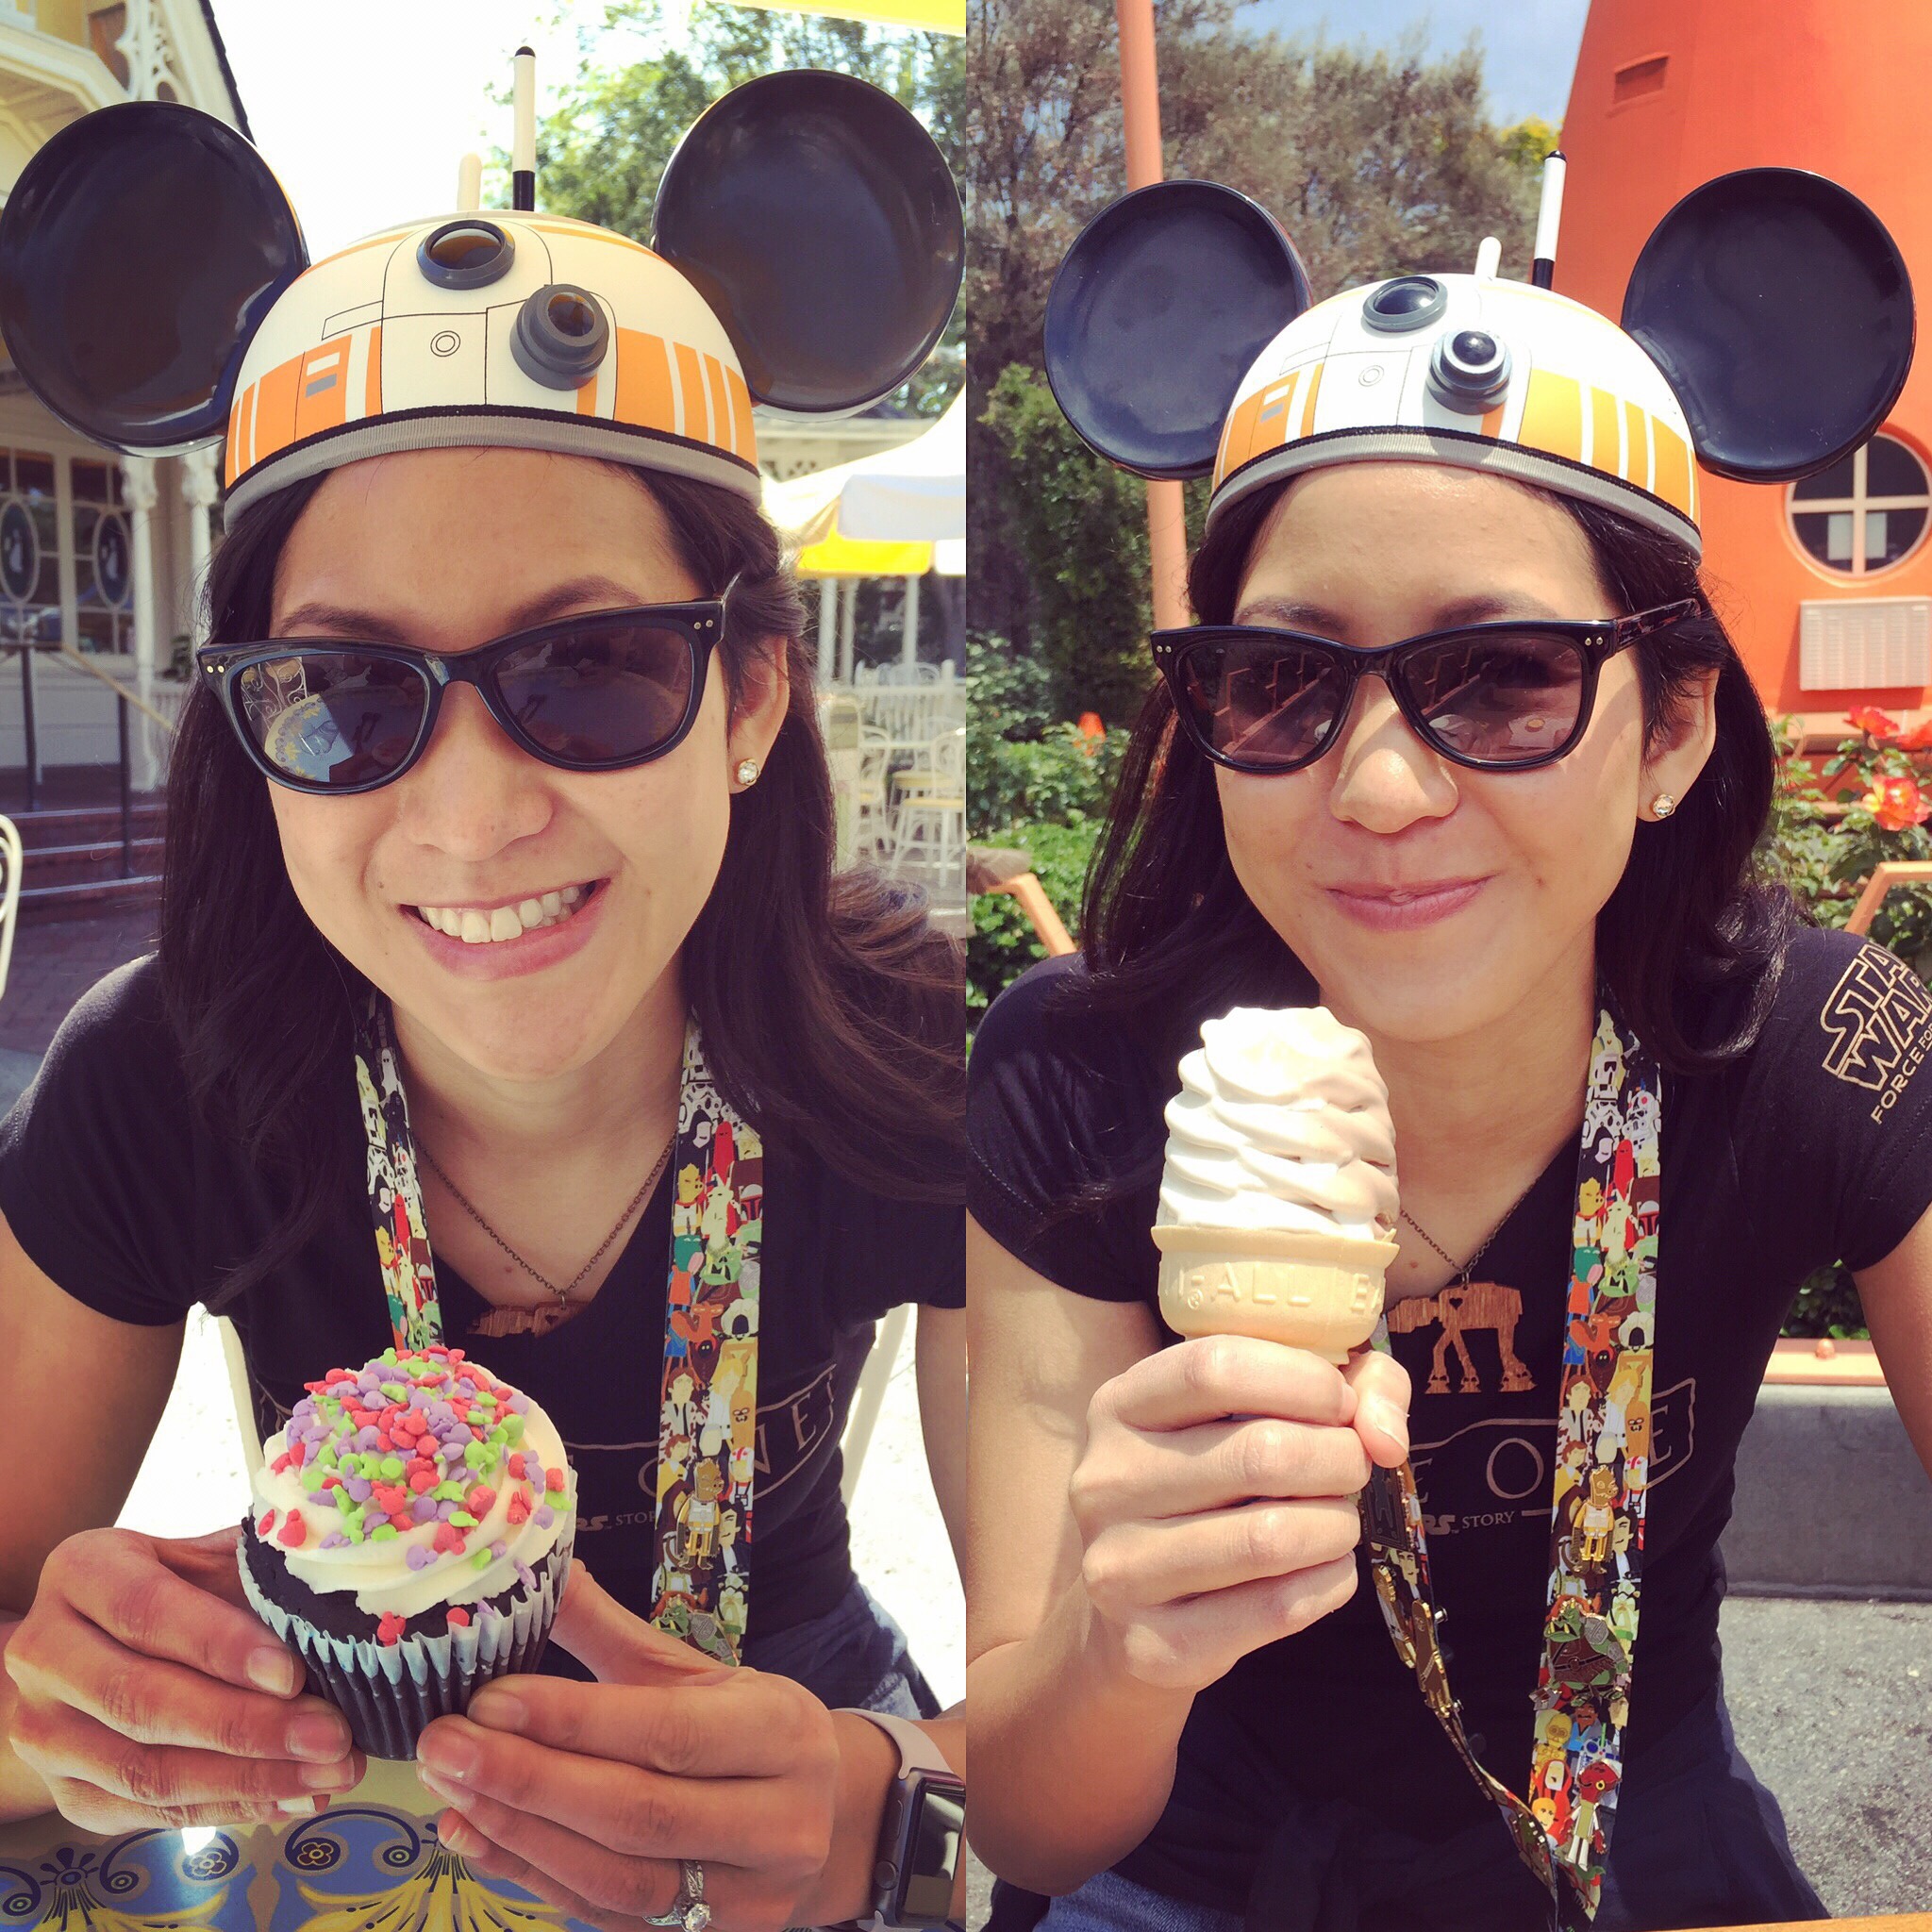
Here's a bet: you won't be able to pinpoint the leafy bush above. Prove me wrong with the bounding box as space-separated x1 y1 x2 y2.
1785 1262 1869 1341
968 814 1107 1017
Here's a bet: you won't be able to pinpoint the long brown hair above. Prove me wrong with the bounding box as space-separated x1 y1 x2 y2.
163 461 962 1307
1066 479 1798 1076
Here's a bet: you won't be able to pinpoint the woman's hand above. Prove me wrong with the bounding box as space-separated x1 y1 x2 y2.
5 1525 364 1828
1070 1334 1412 1694
415 1567 843 1932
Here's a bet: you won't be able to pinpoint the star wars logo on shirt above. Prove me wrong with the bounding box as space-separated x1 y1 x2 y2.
1407 1375 1696 1538
1819 942 1932 1124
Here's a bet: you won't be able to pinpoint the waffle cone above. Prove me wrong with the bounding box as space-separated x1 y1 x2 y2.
1151 1221 1398 1361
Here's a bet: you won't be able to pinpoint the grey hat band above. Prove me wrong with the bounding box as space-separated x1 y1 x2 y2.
223 404 762 521
1209 425 1702 560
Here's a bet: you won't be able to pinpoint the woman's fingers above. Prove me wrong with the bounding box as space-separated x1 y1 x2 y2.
547 1565 736 1689
418 1698 832 1868
47 1776 325 1835
1073 1412 1372 1525
30 1706 361 1812
37 1527 306 1699
1082 1495 1362 1613
10 1610 353 1764
1103 1554 1363 1693
1098 1335 1357 1433
1342 1347 1413 1465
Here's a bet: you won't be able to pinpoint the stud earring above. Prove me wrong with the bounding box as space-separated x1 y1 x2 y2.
735 758 760 787
1650 793 1676 820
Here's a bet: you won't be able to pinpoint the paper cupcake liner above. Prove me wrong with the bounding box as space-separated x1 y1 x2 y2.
238 1520 575 1760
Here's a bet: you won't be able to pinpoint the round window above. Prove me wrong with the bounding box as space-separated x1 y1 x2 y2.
1788 431 1930 576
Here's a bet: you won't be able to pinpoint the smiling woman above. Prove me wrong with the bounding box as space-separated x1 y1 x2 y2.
966 164 1932 1932
0 58 968 1932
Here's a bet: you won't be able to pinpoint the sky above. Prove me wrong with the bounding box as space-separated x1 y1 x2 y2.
1241 0 1591 126
208 0 1594 258
208 2 701 258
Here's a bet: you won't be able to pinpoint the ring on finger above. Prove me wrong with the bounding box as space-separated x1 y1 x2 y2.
642 1858 710 1932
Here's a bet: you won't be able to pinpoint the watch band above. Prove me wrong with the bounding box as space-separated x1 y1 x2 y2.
836 1709 964 1932
838 1708 958 1779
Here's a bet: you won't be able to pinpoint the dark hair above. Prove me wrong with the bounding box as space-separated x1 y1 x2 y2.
1070 475 1800 1075
162 459 962 1308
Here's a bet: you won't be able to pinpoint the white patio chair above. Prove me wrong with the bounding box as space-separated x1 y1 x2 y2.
0 815 21 1006
886 726 966 896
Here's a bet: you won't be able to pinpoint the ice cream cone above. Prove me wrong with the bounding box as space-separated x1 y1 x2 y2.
1151 1221 1399 1361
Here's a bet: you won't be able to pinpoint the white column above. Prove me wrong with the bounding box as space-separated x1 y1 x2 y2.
122 456 160 788
839 579 856 684
901 574 921 668
817 575 836 686
180 444 219 650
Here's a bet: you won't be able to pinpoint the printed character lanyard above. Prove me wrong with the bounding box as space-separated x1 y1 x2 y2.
1359 1005 1660 1930
353 994 762 1667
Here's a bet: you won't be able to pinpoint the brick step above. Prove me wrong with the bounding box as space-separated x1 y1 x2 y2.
17 836 168 890
6 803 166 854
15 874 163 924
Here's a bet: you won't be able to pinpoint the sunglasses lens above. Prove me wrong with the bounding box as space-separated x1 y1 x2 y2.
1405 631 1586 762
234 653 428 789
1178 636 1349 770
496 621 697 762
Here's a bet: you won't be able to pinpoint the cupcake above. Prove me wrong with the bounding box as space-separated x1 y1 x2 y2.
236 1343 577 1758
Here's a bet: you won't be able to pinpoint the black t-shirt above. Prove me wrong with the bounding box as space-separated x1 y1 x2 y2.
0 955 962 1663
967 924 1932 1907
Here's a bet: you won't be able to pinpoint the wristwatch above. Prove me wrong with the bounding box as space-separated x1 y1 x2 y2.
836 1708 966 1932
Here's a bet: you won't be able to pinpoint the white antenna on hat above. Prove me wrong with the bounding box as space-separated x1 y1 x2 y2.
512 45 537 211
1474 236 1503 281
1532 151 1567 290
456 154 483 212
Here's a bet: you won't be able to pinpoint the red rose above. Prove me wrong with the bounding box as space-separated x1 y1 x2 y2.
1861 774 1932 831
1848 706 1902 740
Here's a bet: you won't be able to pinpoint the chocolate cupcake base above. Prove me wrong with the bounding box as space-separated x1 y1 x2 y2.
237 1519 575 1760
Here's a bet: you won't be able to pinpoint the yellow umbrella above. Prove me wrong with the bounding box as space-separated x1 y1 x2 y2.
723 0 963 29
795 530 935 576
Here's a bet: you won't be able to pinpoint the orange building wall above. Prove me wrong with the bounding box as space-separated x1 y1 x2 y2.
1556 0 1932 721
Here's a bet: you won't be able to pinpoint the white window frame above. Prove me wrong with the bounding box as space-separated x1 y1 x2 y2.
1786 434 1932 579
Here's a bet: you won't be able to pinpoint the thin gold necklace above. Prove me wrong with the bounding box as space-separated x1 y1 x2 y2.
1400 1170 1541 1287
418 1137 673 1337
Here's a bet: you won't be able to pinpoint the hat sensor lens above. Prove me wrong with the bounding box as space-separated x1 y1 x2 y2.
417 220 515 290
1363 275 1446 332
510 281 610 389
1428 325 1512 412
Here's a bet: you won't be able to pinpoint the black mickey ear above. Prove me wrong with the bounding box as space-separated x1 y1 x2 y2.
1622 167 1913 484
1043 179 1309 481
653 71 962 416
0 100 306 456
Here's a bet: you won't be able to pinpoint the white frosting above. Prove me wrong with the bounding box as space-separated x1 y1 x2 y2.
1158 1006 1399 1241
247 1358 576 1622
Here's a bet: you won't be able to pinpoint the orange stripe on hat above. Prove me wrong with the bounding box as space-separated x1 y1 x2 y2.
724 366 757 464
241 377 260 475
1624 400 1651 492
674 343 710 445
293 341 351 442
225 386 242 489
365 325 383 417
1651 419 1693 521
704 356 732 457
252 353 304 467
1518 371 1584 464
1590 386 1621 477
1217 372 1300 488
614 328 677 436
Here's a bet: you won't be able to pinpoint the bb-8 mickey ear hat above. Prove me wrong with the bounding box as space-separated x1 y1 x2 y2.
0 55 963 521
1042 158 1913 558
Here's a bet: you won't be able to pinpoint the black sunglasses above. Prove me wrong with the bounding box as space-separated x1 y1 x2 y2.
1152 599 1706 775
195 591 733 794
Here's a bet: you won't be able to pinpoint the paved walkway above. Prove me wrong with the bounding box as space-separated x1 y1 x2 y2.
0 904 156 1058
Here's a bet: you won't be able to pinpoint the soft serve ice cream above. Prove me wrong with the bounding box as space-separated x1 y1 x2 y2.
1152 1007 1401 1358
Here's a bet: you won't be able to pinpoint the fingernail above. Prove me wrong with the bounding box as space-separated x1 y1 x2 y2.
1365 1398 1409 1455
465 1689 525 1734
417 1727 479 1780
289 1713 352 1762
418 1766 468 1807
300 1758 359 1790
441 1814 478 1856
248 1647 300 1697
276 1794 325 1815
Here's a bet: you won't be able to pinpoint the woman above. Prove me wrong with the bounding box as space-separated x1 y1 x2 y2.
0 75 967 1932
966 174 1932 1932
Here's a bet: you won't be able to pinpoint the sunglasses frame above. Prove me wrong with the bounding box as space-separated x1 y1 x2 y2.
1150 597 1707 776
195 594 731 795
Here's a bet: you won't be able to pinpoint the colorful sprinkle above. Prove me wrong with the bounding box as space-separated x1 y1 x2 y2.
446 1607 471 1628
277 1510 307 1548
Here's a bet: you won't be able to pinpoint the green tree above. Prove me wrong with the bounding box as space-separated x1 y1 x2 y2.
494 1 964 415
